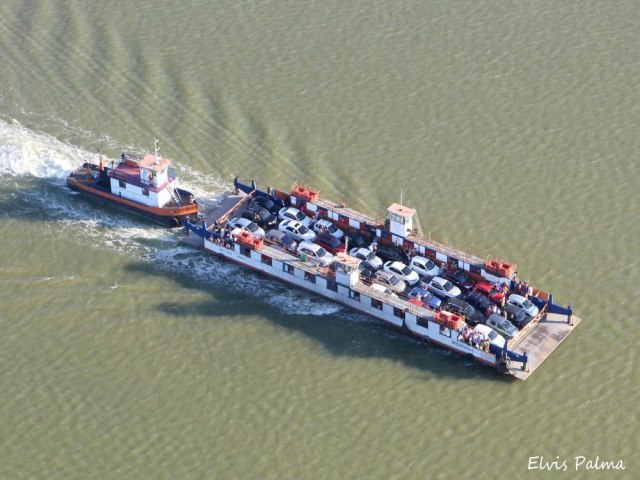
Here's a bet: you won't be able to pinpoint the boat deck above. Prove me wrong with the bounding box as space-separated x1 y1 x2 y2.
203 194 246 225
507 312 582 380
315 198 385 229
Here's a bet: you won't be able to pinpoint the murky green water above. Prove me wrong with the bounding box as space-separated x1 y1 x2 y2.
1 1 637 478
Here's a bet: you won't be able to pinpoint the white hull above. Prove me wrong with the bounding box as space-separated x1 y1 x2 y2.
198 236 498 367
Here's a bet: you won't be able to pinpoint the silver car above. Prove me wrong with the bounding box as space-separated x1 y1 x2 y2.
373 270 407 293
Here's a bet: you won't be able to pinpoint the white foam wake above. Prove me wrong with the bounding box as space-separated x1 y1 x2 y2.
0 119 91 178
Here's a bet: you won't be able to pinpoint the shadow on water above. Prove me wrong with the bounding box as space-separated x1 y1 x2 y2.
124 258 513 383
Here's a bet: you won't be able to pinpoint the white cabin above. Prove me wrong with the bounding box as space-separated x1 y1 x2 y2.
109 154 173 208
387 203 414 238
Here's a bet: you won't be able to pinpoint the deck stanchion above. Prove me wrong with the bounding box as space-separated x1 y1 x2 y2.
567 303 573 326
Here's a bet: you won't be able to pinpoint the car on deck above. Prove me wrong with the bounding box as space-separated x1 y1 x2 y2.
426 276 462 299
297 241 334 267
278 219 316 242
502 304 530 329
373 270 406 294
375 243 409 264
473 281 506 304
311 219 344 239
370 283 397 297
349 247 383 270
407 287 442 310
241 204 278 229
250 195 281 215
442 268 476 293
344 229 368 249
485 313 519 340
228 217 265 238
314 232 345 254
506 294 540 318
464 290 498 317
443 297 483 325
358 263 377 281
409 256 441 278
383 261 420 286
278 207 311 226
265 229 298 252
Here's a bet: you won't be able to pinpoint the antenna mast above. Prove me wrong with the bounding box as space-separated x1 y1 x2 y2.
154 138 159 164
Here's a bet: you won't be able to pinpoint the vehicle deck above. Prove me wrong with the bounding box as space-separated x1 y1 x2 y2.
507 312 582 380
203 194 246 225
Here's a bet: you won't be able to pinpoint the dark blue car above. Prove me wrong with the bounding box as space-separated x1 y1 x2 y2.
407 287 442 310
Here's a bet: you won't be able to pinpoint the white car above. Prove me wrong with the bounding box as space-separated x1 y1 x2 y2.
228 217 265 237
410 255 441 278
297 241 334 266
370 283 397 297
383 261 420 286
472 324 506 349
311 219 344 239
278 219 316 242
278 207 311 226
349 247 382 270
373 270 407 293
426 276 462 299
506 294 539 318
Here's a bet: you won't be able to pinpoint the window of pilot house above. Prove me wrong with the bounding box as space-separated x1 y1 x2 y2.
261 255 272 266
393 307 405 319
371 298 383 310
239 245 251 257
283 263 294 274
440 326 450 336
142 187 149 196
326 280 338 292
349 290 360 301
304 271 316 283
119 180 126 188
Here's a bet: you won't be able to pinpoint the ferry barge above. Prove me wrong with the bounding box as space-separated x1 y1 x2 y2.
180 178 580 380
67 142 198 227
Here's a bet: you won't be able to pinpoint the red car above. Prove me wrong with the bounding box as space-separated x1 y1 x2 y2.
314 232 346 255
473 281 505 304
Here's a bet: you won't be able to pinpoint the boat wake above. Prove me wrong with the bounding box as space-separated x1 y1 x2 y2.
0 119 86 178
0 118 341 318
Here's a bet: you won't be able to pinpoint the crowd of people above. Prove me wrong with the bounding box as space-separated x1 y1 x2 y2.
458 326 491 352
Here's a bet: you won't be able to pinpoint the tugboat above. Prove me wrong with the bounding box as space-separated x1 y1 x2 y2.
67 140 198 227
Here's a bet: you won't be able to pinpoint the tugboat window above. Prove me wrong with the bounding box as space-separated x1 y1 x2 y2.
119 180 126 188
